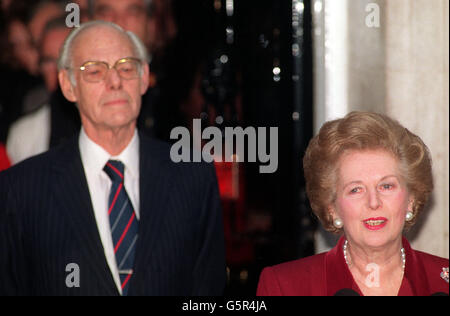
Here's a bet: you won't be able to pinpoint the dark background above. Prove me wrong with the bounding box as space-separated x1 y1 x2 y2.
168 0 316 295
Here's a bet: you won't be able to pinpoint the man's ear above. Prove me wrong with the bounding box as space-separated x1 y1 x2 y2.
58 70 77 102
140 63 150 96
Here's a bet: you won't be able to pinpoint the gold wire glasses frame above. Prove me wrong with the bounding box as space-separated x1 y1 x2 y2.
77 57 142 83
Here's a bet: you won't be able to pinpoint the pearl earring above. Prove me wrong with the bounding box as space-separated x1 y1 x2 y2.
405 211 414 221
333 218 343 229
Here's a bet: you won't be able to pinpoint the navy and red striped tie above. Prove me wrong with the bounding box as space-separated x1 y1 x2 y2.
104 160 138 296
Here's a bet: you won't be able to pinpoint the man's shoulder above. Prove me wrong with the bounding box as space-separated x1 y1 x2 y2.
139 134 172 159
0 150 52 203
140 134 216 180
1 136 75 183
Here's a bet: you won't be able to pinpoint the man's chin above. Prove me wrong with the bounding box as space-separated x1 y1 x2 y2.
103 115 138 131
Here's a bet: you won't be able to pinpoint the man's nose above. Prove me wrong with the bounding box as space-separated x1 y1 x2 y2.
105 67 123 90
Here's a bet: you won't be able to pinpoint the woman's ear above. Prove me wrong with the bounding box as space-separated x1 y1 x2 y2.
328 205 337 219
407 197 415 213
328 205 344 229
58 70 77 103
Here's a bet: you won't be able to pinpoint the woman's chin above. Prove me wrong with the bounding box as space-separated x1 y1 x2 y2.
360 232 401 249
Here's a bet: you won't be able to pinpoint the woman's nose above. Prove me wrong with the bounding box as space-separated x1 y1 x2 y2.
368 187 382 210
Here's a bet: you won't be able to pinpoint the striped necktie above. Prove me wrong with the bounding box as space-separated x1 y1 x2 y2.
104 160 138 296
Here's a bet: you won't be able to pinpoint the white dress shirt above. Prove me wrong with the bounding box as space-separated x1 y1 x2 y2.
79 127 140 295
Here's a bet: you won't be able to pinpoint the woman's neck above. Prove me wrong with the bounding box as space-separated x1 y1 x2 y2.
345 238 405 296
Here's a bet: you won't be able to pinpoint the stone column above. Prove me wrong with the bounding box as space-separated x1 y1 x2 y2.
385 0 449 258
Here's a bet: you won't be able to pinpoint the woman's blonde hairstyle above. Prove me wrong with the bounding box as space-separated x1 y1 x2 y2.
303 111 433 233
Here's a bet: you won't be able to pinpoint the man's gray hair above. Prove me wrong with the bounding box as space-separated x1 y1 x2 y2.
58 20 150 86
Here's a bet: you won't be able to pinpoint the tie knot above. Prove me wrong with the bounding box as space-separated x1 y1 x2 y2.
104 160 125 183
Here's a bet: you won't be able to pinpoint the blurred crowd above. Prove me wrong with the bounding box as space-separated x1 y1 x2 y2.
0 0 197 169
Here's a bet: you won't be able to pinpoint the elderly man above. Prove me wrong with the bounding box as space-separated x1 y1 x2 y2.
89 0 174 140
0 21 225 296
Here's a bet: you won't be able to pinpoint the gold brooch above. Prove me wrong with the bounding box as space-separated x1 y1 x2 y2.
440 267 449 283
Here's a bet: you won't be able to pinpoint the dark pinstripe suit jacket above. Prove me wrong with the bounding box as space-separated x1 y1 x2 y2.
0 133 226 296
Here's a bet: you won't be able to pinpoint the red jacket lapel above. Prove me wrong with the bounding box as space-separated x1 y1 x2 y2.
325 236 362 296
400 237 431 296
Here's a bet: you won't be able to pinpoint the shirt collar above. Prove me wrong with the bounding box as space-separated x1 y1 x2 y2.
79 127 140 178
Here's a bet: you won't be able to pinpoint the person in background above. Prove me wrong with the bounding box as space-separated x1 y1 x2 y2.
27 0 63 46
7 16 74 165
0 21 225 296
146 0 177 72
90 0 151 49
19 1 65 113
6 0 91 165
38 17 73 93
1 0 11 12
7 16 39 76
0 143 10 171
257 112 449 296
0 1 42 142
74 0 91 23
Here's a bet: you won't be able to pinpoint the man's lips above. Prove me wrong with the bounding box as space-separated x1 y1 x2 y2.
103 99 128 106
363 217 388 230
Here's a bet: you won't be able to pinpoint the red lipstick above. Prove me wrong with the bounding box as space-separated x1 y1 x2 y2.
363 217 388 230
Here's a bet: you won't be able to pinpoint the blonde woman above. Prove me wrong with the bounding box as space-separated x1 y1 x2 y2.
257 112 449 296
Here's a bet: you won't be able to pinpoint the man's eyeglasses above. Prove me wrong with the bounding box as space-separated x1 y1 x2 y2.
77 57 142 83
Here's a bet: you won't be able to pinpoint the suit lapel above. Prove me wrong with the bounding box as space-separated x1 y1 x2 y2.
401 237 430 296
52 136 118 295
326 236 362 296
130 135 171 291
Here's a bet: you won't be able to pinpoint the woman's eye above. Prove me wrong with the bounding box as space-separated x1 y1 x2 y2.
380 183 395 190
349 187 361 194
